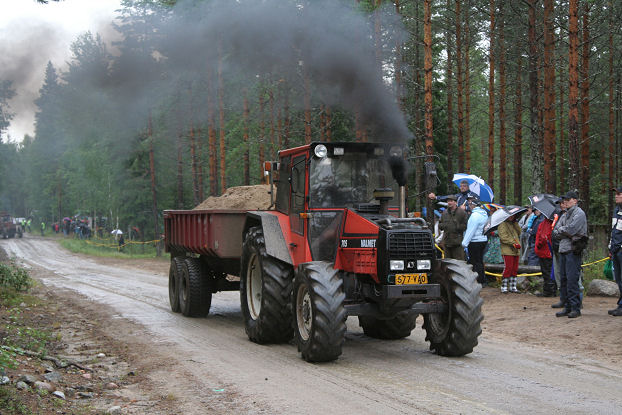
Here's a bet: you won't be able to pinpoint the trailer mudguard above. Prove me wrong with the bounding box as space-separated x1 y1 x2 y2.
244 212 293 265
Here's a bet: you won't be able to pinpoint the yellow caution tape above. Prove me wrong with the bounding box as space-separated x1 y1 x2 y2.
485 256 610 279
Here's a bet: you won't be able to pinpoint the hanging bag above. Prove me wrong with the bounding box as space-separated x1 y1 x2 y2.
603 258 613 281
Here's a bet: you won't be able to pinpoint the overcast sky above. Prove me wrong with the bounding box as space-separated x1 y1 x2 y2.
0 0 122 142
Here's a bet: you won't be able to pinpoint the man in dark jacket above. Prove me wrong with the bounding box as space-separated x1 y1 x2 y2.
552 191 587 318
608 185 622 317
438 194 468 260
429 180 479 214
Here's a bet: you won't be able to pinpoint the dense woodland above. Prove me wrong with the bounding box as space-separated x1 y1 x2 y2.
0 0 621 239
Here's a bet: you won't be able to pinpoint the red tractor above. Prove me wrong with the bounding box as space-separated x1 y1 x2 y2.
165 142 483 362
0 212 19 239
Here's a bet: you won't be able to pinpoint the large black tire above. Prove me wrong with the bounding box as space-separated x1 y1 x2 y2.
168 256 184 313
178 257 212 317
293 262 347 362
358 311 418 340
240 226 293 344
423 259 483 356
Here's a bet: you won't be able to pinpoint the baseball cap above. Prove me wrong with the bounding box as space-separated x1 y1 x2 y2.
612 185 622 193
467 195 481 205
560 191 579 200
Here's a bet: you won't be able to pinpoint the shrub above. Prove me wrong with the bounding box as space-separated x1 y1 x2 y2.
0 259 32 292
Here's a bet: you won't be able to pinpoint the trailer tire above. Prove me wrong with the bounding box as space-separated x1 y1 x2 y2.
358 311 418 340
168 257 184 313
293 262 347 362
179 257 211 317
423 259 483 356
240 226 293 344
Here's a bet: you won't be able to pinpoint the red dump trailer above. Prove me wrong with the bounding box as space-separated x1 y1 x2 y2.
164 141 483 362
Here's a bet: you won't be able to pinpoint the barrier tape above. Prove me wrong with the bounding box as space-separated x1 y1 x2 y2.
83 239 161 249
485 256 610 278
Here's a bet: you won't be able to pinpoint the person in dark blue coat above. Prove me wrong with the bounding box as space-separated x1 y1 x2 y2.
608 186 622 317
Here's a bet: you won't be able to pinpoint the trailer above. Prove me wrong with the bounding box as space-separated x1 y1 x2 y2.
164 141 483 362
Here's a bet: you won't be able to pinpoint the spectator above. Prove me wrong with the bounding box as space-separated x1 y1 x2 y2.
462 196 488 285
438 195 468 260
118 234 125 252
607 185 622 317
429 180 478 214
518 206 533 263
552 191 587 319
498 214 522 293
535 214 556 297
40 221 45 237
526 209 544 266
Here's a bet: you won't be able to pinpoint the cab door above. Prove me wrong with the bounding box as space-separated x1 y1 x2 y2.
289 154 310 263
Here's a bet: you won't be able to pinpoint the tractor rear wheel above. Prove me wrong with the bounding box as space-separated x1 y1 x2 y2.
423 259 483 356
178 257 212 317
293 262 347 362
240 226 293 344
168 256 184 313
358 311 418 340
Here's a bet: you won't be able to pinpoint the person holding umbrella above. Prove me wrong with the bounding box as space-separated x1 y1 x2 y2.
429 179 479 213
498 213 522 293
462 195 488 285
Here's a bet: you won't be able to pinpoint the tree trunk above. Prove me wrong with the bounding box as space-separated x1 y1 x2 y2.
543 0 556 194
218 43 226 194
304 64 312 144
528 0 543 194
283 89 290 148
579 3 590 213
147 113 160 256
567 0 580 191
514 57 523 205
488 0 496 188
189 126 199 207
207 69 217 196
424 0 434 226
325 106 332 142
395 0 403 108
455 0 464 173
465 17 472 171
197 128 204 203
243 90 250 185
445 0 454 187
608 0 615 215
259 91 266 183
498 1 507 204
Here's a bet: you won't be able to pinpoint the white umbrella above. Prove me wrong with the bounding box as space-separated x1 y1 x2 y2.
111 229 123 235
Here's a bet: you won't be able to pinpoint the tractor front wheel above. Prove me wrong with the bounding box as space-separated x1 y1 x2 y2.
293 262 347 362
240 226 293 344
358 311 418 340
423 259 483 356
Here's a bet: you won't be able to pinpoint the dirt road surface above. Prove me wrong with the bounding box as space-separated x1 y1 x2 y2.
4 237 622 414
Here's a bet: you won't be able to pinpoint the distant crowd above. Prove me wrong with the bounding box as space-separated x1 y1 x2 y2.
430 181 622 319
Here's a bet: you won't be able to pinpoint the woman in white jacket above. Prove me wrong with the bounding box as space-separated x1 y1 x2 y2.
462 196 489 285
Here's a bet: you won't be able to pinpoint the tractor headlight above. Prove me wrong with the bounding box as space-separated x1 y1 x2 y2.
314 144 328 158
417 260 431 270
389 146 403 157
390 260 405 271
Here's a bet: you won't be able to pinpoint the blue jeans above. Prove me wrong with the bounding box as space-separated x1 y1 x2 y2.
560 252 582 311
612 249 622 308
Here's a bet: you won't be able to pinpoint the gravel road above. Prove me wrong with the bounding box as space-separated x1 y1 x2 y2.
4 237 622 414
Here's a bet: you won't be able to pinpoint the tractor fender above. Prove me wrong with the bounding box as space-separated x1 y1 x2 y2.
244 212 293 265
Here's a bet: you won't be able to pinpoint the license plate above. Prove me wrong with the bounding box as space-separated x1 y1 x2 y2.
395 273 428 285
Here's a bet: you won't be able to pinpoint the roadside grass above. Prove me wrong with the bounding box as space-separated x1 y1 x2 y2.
59 237 167 259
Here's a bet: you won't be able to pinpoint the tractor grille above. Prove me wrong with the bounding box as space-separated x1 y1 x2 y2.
388 232 435 257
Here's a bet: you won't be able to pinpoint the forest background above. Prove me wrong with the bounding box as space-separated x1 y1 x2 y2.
0 0 621 240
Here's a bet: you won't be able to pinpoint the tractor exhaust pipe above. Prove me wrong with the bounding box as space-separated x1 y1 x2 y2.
399 186 406 218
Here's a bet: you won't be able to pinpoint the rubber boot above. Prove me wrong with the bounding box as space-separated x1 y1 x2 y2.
501 278 508 293
509 276 519 293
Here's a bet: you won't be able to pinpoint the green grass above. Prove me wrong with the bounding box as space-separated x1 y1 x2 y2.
59 238 166 259
0 388 33 415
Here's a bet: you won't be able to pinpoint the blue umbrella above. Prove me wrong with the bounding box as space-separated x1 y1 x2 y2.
452 173 494 202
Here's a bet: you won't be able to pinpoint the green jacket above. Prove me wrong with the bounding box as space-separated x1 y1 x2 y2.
439 207 468 247
498 221 522 256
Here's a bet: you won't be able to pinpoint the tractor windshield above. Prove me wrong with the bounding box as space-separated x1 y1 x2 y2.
309 152 399 208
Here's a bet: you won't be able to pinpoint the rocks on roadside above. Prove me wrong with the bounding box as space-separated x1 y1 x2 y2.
18 374 37 385
107 406 122 415
0 375 10 385
43 371 62 383
34 380 54 392
77 391 95 399
587 279 620 297
96 353 106 359
52 390 66 400
105 382 119 390
16 381 29 390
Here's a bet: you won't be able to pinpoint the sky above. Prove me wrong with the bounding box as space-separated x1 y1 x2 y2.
0 0 122 142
